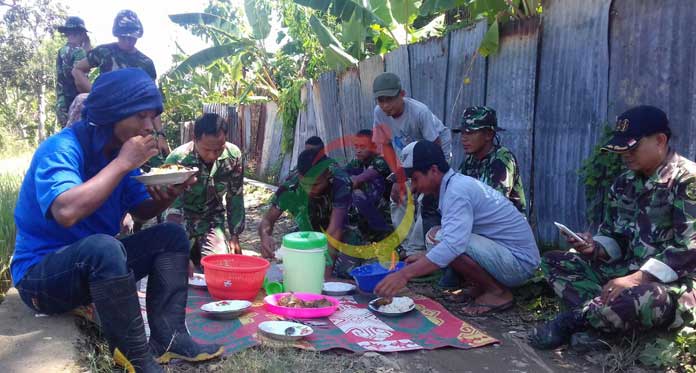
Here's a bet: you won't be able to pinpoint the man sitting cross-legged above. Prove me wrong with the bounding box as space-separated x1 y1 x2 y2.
374 140 540 316
530 106 696 350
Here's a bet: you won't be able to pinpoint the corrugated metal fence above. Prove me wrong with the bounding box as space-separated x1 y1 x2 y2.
181 0 696 244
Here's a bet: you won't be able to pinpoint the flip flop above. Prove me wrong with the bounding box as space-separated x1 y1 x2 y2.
460 299 514 316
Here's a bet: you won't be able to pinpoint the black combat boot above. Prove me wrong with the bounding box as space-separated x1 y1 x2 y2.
146 252 224 363
89 272 163 373
529 310 588 350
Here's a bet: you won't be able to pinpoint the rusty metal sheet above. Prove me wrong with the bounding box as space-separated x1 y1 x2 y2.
290 82 318 168
408 35 449 123
358 55 385 130
445 21 487 168
313 71 347 162
385 45 411 94
486 18 540 218
258 102 283 181
203 103 241 146
608 0 696 159
338 68 363 161
533 0 611 243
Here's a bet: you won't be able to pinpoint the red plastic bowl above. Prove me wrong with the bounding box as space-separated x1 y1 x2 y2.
263 292 339 318
201 254 270 300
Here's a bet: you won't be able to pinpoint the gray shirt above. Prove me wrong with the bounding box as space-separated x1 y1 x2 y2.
426 169 539 269
372 97 452 159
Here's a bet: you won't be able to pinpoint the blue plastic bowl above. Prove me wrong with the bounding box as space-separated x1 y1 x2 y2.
350 262 406 293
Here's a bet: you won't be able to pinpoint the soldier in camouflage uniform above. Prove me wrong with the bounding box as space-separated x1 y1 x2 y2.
259 148 370 278
72 10 168 165
345 129 394 242
531 106 696 350
164 114 245 265
54 16 90 127
455 106 526 214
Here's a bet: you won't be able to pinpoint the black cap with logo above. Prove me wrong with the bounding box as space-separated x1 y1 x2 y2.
602 105 671 153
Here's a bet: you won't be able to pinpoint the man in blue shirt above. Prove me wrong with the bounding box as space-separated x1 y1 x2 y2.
11 69 222 372
374 141 539 316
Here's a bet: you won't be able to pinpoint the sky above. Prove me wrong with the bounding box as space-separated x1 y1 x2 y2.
63 0 215 76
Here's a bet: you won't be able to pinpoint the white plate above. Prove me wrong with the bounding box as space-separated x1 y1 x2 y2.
368 297 416 317
322 282 356 295
133 167 198 186
201 300 251 313
258 321 313 341
188 273 206 288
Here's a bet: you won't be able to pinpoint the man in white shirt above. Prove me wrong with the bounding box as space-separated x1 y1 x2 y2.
375 141 540 316
371 73 452 256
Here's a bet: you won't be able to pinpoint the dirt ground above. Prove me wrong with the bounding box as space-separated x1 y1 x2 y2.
74 182 649 373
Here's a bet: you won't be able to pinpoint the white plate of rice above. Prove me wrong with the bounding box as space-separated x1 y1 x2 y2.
368 297 416 316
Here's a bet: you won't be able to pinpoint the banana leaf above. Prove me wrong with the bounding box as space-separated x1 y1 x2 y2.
170 41 253 76
294 0 388 26
169 12 241 40
244 0 272 40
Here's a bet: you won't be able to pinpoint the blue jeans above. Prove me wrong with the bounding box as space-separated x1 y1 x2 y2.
15 223 189 314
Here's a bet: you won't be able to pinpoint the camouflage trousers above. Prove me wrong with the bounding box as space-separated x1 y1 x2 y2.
542 250 676 333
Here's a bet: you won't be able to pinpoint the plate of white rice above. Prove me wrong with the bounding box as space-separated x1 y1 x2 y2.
368 297 416 316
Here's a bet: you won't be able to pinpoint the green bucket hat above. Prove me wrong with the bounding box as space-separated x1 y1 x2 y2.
453 106 504 133
55 16 88 34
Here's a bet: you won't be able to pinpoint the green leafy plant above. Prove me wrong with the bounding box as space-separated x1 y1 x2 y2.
278 79 306 154
640 327 696 370
578 124 626 228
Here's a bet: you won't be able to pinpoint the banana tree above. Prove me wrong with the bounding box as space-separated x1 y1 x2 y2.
295 0 542 66
168 0 280 101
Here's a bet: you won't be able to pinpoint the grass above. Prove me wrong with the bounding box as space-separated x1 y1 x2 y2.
0 171 24 301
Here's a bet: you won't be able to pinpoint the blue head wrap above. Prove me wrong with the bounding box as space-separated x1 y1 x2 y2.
70 68 163 179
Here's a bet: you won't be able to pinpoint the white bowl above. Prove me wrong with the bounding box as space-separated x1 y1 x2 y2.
258 321 313 341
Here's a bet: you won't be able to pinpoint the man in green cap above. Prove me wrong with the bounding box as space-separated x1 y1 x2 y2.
455 106 526 214
371 72 451 256
54 16 91 127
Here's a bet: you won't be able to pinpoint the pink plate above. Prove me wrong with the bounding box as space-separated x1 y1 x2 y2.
263 292 339 319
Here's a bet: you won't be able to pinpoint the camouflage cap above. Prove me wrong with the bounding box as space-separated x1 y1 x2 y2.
112 10 143 38
56 16 88 33
453 106 504 133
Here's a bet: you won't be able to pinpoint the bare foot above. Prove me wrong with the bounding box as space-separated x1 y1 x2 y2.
461 290 514 316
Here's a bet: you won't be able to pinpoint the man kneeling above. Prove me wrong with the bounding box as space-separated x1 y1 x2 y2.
375 141 540 315
11 69 222 373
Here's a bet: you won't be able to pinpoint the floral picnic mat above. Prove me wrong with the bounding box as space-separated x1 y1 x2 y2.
184 287 499 354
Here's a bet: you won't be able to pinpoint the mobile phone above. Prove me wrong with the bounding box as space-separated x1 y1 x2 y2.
553 222 587 245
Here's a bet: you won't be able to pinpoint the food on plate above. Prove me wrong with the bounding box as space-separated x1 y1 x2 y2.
145 164 193 175
372 297 393 307
377 297 413 313
278 293 333 308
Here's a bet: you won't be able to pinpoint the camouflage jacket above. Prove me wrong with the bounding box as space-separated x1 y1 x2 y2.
271 159 363 246
596 150 696 281
345 154 393 240
595 151 696 326
164 141 245 239
55 44 87 123
460 145 527 214
87 43 156 80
